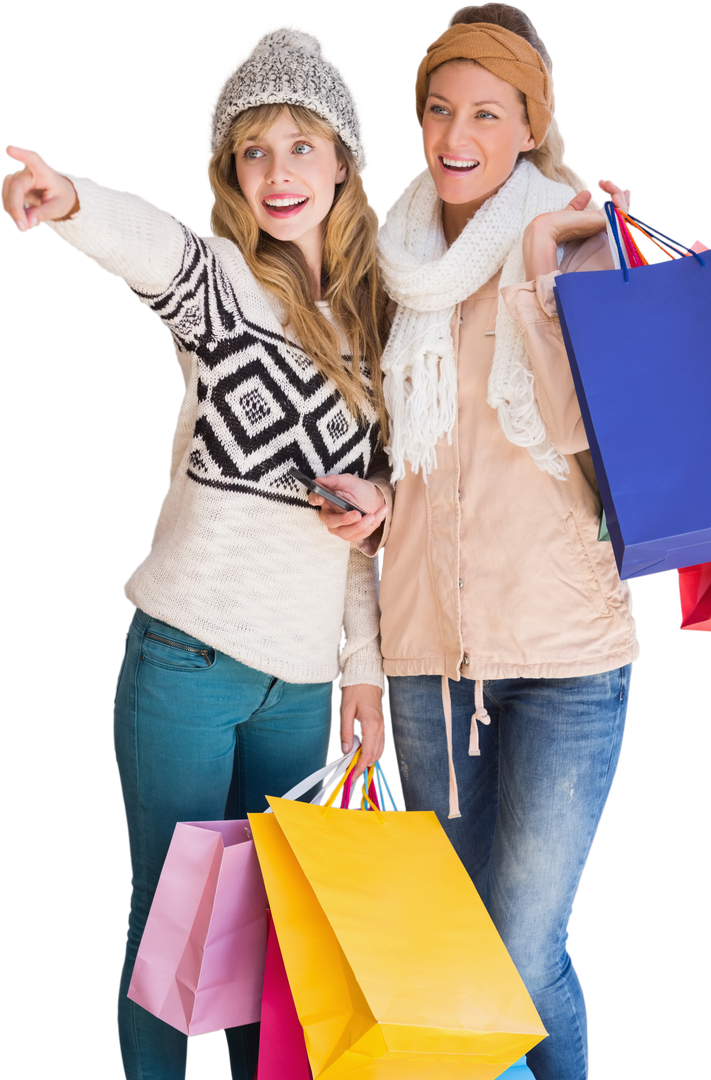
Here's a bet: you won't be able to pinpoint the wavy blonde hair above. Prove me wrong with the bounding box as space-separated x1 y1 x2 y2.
446 4 586 192
208 103 388 436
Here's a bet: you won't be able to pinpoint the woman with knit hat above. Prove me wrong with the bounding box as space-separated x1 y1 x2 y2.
3 29 391 1080
312 5 636 1078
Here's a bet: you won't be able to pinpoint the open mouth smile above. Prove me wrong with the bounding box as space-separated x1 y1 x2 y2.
439 156 480 174
262 195 309 217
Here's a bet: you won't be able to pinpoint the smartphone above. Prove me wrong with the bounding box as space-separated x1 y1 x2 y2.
288 466 365 516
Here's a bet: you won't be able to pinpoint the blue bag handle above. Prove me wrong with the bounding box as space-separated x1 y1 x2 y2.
604 201 705 283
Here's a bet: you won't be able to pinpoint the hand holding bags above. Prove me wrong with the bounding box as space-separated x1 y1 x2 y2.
127 743 547 1077
249 757 547 1080
554 209 711 578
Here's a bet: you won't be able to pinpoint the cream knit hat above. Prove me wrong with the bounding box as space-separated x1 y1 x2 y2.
212 29 364 168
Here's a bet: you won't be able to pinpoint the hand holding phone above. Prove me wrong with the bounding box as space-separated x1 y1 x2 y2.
289 467 365 516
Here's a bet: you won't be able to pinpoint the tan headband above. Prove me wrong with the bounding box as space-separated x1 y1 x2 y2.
415 22 553 147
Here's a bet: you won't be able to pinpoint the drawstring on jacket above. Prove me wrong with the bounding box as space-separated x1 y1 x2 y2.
470 679 491 754
441 676 491 820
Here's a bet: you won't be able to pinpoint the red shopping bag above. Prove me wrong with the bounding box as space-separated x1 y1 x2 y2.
679 562 711 630
256 911 311 1080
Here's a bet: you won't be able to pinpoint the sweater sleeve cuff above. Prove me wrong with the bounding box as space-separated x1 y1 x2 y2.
340 640 385 690
56 178 80 221
355 473 393 557
340 546 384 688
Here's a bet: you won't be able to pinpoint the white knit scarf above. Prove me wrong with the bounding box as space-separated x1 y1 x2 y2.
377 160 575 481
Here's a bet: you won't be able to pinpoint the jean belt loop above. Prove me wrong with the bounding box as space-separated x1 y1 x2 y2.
469 679 491 756
441 675 461 820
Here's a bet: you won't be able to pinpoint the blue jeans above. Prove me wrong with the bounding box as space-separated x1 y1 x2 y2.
114 609 332 1080
389 668 630 1080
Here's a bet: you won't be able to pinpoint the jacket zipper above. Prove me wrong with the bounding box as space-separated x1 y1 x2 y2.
143 631 213 666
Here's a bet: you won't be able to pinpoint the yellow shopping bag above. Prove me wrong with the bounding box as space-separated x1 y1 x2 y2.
249 768 546 1080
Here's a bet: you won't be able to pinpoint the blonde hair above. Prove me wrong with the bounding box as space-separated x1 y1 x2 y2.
448 4 586 191
208 103 388 436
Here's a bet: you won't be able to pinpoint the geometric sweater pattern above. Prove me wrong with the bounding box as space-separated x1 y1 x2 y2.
134 226 379 504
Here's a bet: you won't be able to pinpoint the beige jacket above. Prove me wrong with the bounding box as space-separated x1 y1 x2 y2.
375 232 639 683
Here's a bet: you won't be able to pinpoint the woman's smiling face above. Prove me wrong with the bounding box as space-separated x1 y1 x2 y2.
423 61 536 215
235 109 346 248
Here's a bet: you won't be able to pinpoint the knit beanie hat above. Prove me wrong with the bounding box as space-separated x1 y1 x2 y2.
212 29 364 169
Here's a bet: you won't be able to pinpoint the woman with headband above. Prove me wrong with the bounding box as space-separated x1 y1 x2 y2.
312 5 637 1078
3 30 390 1080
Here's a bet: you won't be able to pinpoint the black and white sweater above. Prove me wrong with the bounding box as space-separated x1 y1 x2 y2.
50 178 383 686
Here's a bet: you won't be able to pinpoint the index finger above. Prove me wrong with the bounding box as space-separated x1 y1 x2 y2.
6 145 41 167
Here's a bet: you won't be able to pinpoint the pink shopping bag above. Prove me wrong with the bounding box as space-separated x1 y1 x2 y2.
256 911 311 1080
127 745 362 1039
128 820 268 1035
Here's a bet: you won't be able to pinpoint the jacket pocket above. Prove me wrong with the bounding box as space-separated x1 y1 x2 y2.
564 510 611 617
140 629 215 671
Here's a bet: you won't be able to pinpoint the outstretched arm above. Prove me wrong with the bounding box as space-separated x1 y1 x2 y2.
3 146 186 294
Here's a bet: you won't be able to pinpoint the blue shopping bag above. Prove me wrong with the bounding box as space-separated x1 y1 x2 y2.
554 209 711 579
501 1057 535 1077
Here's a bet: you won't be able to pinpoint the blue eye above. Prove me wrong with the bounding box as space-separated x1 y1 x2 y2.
430 105 449 115
293 143 313 155
244 147 264 159
476 111 496 120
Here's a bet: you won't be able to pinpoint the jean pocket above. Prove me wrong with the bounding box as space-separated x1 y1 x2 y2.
140 629 215 671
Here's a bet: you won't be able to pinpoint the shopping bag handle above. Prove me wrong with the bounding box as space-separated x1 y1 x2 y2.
604 201 705 283
322 751 384 816
622 210 705 265
340 760 399 811
264 737 361 812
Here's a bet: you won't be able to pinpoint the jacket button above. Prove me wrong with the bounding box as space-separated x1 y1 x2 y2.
458 579 464 588
460 653 470 671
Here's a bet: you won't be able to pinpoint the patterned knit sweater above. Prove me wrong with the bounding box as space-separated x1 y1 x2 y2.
50 178 383 687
